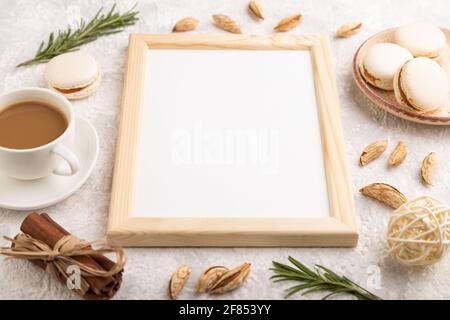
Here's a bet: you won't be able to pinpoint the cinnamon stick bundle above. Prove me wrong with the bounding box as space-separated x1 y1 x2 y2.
16 212 124 300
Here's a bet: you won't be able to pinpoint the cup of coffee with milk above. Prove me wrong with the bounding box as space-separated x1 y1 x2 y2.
0 88 80 180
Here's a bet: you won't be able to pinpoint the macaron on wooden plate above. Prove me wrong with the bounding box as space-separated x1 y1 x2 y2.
353 28 450 125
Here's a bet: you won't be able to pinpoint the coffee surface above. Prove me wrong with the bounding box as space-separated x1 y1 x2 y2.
0 101 67 149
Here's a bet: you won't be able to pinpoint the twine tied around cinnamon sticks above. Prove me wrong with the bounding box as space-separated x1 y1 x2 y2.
1 233 126 296
0 213 125 300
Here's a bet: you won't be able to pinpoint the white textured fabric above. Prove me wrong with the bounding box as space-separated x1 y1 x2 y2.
0 0 449 300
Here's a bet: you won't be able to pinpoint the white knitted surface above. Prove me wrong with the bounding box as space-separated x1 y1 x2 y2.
0 0 449 300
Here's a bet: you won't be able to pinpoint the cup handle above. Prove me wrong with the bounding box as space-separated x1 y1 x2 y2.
51 144 80 176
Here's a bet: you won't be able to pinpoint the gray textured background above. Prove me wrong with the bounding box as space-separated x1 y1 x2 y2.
0 0 449 300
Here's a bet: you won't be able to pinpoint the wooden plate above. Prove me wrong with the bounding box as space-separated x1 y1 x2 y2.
353 28 450 125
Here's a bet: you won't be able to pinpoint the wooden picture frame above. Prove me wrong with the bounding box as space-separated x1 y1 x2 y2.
107 34 358 247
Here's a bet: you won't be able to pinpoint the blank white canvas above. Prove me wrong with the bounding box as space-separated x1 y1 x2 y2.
132 49 330 218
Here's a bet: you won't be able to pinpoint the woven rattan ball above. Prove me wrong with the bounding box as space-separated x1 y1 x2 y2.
387 196 449 267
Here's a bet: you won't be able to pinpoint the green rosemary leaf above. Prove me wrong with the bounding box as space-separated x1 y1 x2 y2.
272 275 309 283
271 271 313 282
300 285 334 297
17 3 139 67
271 261 301 275
45 32 55 51
285 287 302 298
271 256 383 300
322 288 354 300
288 256 318 278
316 264 341 280
36 41 45 55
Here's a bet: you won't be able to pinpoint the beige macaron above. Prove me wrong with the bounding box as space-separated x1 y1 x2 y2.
45 51 101 100
360 43 413 90
394 57 449 113
395 23 447 59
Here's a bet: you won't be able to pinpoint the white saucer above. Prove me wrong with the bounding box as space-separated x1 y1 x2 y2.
0 117 99 211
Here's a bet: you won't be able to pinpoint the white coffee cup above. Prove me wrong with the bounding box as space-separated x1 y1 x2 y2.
0 88 80 180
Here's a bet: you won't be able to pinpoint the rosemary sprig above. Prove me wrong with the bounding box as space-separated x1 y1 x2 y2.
270 256 382 300
17 3 139 67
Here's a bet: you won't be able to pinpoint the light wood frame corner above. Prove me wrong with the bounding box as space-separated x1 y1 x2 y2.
107 34 358 247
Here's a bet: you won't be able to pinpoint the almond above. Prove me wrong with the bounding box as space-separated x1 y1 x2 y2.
359 140 388 166
197 266 229 293
421 152 438 186
172 17 199 32
210 262 251 294
274 14 303 32
212 14 242 34
336 22 362 37
388 141 407 166
360 183 407 209
249 0 265 20
169 265 192 299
